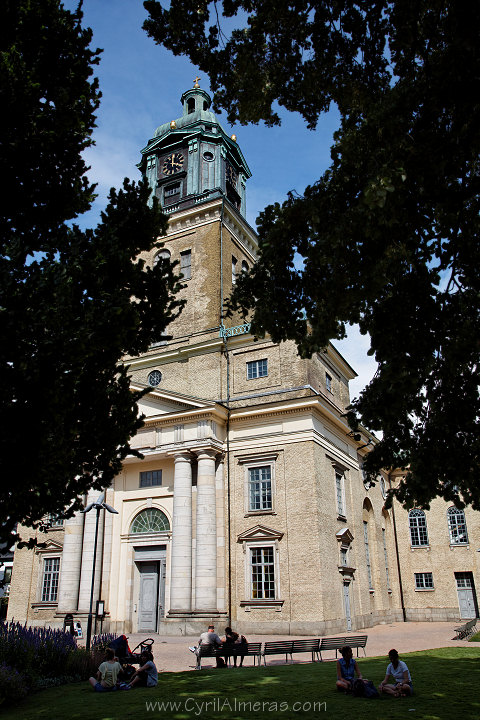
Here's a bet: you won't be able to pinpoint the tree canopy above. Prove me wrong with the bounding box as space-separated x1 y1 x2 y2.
143 0 480 509
0 0 184 546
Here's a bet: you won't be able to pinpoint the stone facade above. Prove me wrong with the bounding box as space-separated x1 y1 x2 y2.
7 85 479 635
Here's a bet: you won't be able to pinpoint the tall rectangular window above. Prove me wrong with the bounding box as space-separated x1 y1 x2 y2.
335 471 345 516
247 358 268 379
180 249 191 280
251 547 276 599
382 528 391 589
140 470 162 488
248 466 272 511
363 521 373 589
415 572 434 589
326 372 332 392
232 256 238 285
447 507 468 545
409 510 429 547
41 557 60 602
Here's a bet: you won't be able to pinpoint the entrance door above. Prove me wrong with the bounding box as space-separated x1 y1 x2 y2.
455 573 477 619
138 563 159 631
343 582 352 631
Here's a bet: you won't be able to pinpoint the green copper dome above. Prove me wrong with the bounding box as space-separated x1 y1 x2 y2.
138 82 251 218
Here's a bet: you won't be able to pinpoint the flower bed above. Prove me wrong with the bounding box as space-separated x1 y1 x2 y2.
0 621 101 706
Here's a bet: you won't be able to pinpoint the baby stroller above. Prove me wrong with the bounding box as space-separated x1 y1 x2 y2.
108 635 155 679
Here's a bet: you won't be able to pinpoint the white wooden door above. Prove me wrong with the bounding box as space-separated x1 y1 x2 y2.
138 563 159 631
456 573 476 619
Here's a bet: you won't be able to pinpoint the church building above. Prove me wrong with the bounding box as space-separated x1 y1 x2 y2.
7 83 479 636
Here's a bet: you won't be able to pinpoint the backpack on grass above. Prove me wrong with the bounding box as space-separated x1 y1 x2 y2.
353 679 378 698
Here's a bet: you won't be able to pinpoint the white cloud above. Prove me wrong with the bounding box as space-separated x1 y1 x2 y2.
333 324 378 401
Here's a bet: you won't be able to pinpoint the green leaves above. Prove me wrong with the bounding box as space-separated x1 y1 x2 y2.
146 0 480 509
0 1 183 545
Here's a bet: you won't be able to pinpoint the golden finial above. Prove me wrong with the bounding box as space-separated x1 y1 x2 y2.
193 76 200 88
170 120 177 129
231 134 237 142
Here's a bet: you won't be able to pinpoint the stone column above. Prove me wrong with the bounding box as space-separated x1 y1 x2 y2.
195 449 218 612
169 452 193 613
77 490 104 611
216 457 226 612
57 511 84 612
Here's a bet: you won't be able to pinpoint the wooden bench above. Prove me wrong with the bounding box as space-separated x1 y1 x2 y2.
318 635 368 660
262 640 294 665
262 639 322 666
291 638 321 662
193 642 262 669
224 641 262 666
453 618 477 640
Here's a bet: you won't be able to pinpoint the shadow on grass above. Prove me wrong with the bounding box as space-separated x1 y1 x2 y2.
1 647 479 720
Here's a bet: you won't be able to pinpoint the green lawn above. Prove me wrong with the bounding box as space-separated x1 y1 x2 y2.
2 647 479 720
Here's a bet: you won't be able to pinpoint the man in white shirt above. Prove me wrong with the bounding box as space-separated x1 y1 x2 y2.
189 624 223 667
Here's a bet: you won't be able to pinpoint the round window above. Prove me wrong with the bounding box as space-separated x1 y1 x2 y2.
148 370 162 387
203 151 214 161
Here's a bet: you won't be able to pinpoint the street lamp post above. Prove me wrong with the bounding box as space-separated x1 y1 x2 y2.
82 492 118 651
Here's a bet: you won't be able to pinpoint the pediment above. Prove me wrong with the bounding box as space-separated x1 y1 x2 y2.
133 385 213 418
237 525 284 543
35 539 63 554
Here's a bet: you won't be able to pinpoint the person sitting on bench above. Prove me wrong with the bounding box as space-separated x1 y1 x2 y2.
190 624 223 667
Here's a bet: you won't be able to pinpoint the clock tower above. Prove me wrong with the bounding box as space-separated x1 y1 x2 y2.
138 81 251 217
127 81 258 399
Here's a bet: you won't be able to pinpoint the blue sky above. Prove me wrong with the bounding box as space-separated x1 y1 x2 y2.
64 0 377 400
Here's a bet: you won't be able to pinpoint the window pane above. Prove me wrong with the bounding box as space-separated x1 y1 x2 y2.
140 470 162 488
247 359 268 379
415 572 434 589
42 557 60 602
363 521 373 589
335 472 344 515
447 507 468 544
248 466 272 511
180 250 191 279
409 510 429 546
131 508 170 533
251 547 275 599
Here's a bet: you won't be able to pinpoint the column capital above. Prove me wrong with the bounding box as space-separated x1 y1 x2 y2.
194 448 218 460
170 450 194 463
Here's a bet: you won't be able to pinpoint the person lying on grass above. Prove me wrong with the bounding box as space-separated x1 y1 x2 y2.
88 648 122 692
123 650 158 689
378 648 413 697
336 645 364 693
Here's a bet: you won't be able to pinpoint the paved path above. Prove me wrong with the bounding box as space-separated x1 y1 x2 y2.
115 621 476 673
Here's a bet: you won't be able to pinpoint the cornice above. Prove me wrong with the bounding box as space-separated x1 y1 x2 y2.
126 331 262 370
163 196 258 257
141 405 228 426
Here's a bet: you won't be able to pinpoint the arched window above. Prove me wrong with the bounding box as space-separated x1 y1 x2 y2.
409 509 429 547
447 507 468 545
187 98 195 114
241 260 249 273
154 249 171 265
130 508 170 534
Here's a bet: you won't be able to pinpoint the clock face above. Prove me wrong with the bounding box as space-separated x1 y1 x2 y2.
226 163 237 187
162 152 184 175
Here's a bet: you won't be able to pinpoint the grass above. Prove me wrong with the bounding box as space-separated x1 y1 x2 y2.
468 631 480 642
2 647 479 720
